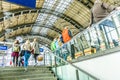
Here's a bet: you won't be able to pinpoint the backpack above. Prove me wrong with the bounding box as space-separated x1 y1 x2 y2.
19 50 25 56
68 30 72 38
60 35 64 43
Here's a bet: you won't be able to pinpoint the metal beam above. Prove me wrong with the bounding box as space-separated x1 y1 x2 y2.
29 33 54 41
9 33 52 46
24 37 51 47
8 23 62 34
77 0 94 9
39 8 84 29
0 8 85 30
11 31 54 41
0 26 54 42
34 24 62 33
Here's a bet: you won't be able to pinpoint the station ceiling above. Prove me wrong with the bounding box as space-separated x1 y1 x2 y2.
0 0 119 46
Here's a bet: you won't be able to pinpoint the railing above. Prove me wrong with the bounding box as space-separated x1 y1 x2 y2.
48 50 99 80
52 10 120 61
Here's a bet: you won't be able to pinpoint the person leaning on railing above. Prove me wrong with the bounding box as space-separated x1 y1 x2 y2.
55 36 63 64
31 38 40 66
89 0 120 26
50 38 57 52
61 44 68 61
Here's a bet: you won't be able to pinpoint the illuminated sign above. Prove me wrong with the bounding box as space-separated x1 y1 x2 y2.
0 46 8 50
39 48 44 52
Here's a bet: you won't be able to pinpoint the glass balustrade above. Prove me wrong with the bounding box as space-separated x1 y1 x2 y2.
48 51 99 80
49 10 120 80
52 10 120 61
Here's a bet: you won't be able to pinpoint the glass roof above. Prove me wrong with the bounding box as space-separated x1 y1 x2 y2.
32 0 73 36
54 0 73 13
36 13 48 24
43 0 56 10
45 15 57 27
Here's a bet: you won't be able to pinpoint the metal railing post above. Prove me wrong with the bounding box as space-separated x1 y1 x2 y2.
76 70 79 80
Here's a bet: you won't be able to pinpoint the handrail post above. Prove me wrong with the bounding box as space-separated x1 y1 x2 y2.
76 70 79 80
49 52 52 66
43 52 45 66
54 56 57 76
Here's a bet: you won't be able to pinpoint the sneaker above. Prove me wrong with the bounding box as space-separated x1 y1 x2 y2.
34 63 38 67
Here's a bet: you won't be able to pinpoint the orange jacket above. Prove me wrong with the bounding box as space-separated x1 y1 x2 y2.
62 29 71 43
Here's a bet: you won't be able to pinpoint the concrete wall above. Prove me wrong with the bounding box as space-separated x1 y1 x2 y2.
74 51 120 80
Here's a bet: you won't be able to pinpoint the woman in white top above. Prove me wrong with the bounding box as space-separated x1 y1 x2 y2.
32 38 40 66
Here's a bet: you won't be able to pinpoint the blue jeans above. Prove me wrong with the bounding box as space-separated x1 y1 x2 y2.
62 53 67 61
55 49 61 64
24 50 31 68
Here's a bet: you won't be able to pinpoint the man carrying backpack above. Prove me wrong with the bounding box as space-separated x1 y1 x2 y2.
62 26 72 43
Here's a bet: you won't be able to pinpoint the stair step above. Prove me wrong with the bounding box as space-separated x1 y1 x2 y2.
0 74 56 80
0 66 57 80
0 77 57 80
4 66 51 69
0 66 50 69
0 70 52 75
21 77 57 80
0 72 53 76
0 68 50 72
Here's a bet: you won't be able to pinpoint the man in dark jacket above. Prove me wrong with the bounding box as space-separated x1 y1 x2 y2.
90 0 120 26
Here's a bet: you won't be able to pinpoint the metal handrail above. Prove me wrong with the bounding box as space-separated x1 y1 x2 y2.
49 51 100 80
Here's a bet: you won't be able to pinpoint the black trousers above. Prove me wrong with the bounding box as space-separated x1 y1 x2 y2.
13 56 18 66
71 44 75 59
34 54 39 63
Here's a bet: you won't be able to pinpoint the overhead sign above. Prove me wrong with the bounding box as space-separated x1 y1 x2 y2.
6 0 36 8
0 46 8 50
39 48 44 52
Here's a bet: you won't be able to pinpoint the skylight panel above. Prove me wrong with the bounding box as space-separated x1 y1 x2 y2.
45 15 57 27
43 0 56 10
55 0 73 13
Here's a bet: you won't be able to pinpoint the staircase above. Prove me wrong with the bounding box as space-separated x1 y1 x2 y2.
0 66 57 80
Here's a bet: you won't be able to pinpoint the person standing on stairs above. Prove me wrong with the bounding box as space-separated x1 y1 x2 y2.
31 38 40 66
50 38 56 52
11 40 20 67
22 39 32 72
